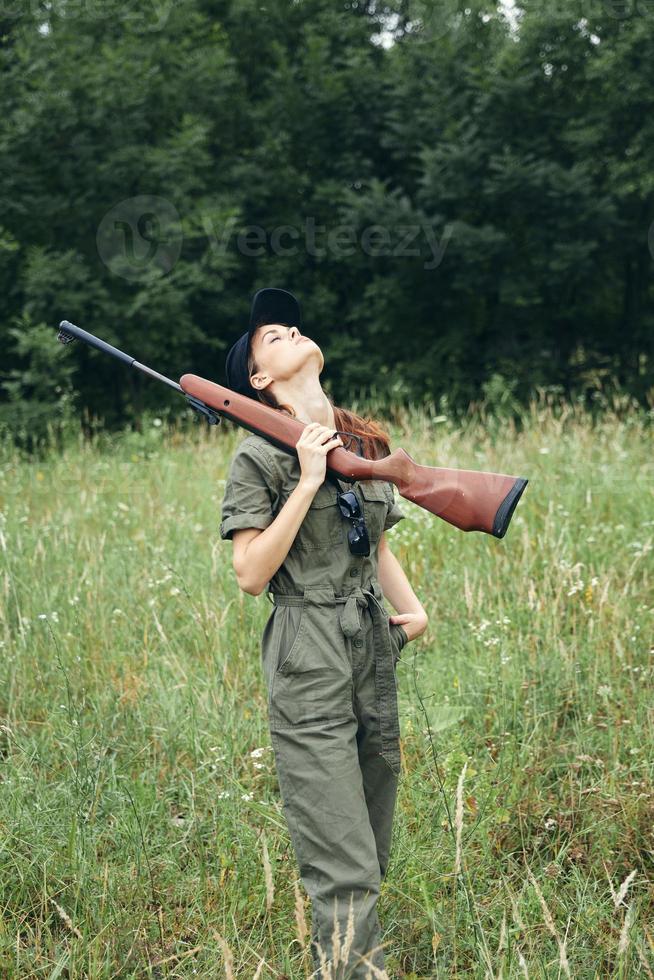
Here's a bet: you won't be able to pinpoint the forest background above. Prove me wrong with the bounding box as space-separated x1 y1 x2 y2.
1 0 653 443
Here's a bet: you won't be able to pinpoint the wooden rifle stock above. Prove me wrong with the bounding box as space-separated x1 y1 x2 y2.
180 374 529 539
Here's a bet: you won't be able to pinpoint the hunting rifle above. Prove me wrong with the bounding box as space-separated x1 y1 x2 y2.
55 319 528 538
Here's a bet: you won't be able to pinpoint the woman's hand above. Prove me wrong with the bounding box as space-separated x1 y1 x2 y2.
296 421 343 489
389 611 428 644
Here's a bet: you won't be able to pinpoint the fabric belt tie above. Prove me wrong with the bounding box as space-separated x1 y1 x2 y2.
268 579 401 775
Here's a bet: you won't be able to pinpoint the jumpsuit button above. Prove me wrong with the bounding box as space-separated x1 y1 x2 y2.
349 567 359 577
353 638 363 648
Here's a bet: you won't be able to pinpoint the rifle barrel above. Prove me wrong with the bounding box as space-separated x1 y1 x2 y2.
57 320 182 393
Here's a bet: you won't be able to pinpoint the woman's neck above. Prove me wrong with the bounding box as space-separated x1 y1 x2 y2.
280 380 335 429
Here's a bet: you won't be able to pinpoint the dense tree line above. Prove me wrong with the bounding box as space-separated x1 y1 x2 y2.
0 0 652 444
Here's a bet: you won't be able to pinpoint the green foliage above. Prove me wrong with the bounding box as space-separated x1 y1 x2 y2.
479 370 522 423
0 0 653 447
0 313 79 452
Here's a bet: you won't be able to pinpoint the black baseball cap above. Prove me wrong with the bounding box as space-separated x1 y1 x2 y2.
224 287 302 399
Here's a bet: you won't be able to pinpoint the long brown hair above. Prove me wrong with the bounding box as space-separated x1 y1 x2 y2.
248 322 392 460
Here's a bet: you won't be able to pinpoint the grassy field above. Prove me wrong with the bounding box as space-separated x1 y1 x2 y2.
0 389 652 978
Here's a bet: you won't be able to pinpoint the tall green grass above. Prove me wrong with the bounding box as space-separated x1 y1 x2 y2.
0 387 652 978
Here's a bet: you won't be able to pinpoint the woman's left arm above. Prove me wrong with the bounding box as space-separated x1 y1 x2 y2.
377 533 428 643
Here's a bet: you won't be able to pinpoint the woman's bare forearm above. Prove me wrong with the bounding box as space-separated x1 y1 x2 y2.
377 535 428 643
377 539 425 617
238 478 320 594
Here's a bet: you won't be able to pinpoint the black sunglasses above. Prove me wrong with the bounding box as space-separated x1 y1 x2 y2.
330 429 370 556
336 489 370 556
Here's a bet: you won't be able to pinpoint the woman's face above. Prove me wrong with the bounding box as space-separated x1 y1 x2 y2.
249 323 323 389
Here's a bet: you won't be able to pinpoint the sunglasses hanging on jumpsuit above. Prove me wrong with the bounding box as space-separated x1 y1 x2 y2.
220 431 409 978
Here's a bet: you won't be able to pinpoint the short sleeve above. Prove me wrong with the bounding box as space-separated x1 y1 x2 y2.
219 440 279 541
383 482 406 532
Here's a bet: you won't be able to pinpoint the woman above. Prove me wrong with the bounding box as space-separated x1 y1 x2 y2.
219 288 428 978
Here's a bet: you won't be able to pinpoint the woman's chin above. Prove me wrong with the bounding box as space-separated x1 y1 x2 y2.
298 344 323 371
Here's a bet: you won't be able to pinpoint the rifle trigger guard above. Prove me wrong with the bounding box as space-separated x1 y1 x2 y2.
185 395 222 426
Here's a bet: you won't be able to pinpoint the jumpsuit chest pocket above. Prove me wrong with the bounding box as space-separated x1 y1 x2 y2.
359 480 389 544
288 480 344 552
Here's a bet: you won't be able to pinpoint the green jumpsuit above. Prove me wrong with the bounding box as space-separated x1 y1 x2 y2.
219 432 409 978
